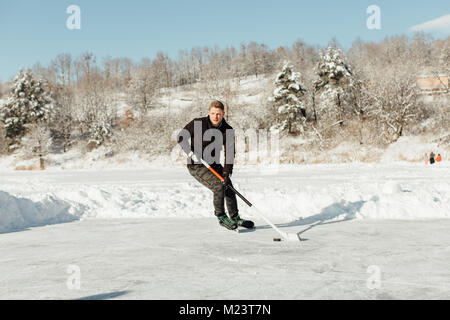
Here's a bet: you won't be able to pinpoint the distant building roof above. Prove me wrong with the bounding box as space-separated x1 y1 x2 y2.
416 75 448 93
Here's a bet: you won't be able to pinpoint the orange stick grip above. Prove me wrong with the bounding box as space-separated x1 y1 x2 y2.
207 166 225 181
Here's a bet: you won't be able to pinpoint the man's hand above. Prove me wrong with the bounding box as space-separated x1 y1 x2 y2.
222 171 231 187
188 151 200 163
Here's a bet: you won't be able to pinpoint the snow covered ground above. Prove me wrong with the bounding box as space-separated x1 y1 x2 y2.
1 162 450 299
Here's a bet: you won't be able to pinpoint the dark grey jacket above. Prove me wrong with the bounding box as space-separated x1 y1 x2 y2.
177 116 235 174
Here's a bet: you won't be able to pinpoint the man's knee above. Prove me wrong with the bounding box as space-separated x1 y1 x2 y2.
224 187 235 197
212 183 224 194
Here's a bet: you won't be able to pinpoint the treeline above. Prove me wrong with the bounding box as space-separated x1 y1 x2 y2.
0 33 449 164
21 34 449 92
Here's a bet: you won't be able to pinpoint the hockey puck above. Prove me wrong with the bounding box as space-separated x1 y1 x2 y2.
273 238 281 241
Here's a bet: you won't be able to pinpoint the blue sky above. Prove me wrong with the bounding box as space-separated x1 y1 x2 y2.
0 0 449 81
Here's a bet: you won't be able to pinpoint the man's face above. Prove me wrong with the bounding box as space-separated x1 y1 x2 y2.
208 107 225 126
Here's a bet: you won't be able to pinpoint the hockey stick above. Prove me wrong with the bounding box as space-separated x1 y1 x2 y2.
189 152 301 242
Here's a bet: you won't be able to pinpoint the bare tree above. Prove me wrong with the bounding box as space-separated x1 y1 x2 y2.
21 123 52 169
431 40 450 93
51 53 73 86
0 126 7 154
73 73 117 141
153 52 173 89
118 57 134 87
127 67 158 118
102 56 125 89
368 67 421 143
31 62 56 84
409 32 433 68
75 52 96 86
50 85 75 152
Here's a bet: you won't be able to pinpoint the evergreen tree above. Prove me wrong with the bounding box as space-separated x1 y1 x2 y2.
88 120 112 146
269 62 307 134
0 69 54 149
314 47 356 125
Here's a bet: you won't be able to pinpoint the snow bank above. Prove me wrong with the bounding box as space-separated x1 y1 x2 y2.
0 191 78 233
1 177 448 229
358 179 450 219
244 178 450 222
1 163 449 234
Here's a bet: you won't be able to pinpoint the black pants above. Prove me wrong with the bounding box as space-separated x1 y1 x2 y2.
187 164 239 217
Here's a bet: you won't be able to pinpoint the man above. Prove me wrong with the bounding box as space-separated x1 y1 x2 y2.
177 100 254 230
430 152 435 165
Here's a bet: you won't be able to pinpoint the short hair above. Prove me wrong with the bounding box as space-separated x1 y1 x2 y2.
209 100 225 111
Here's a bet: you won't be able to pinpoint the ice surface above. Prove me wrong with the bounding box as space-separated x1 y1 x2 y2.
1 217 450 299
1 163 450 299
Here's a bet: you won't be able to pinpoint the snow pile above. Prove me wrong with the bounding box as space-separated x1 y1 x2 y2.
0 191 78 233
358 181 450 220
1 163 449 234
0 181 213 225
243 177 450 222
55 184 213 219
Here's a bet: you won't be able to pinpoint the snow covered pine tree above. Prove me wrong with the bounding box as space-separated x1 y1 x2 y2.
269 62 307 135
0 69 54 150
88 120 112 147
314 47 356 126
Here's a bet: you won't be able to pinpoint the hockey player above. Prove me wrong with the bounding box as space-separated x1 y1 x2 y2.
177 100 254 230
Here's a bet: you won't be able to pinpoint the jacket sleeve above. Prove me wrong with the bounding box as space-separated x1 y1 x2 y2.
177 119 194 156
223 128 235 175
